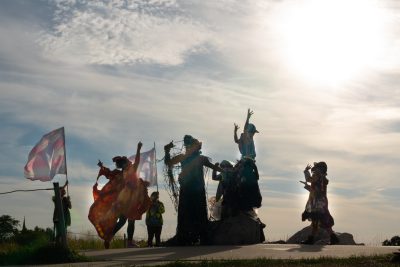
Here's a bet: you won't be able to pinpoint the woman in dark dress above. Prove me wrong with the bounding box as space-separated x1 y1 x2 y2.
164 135 222 245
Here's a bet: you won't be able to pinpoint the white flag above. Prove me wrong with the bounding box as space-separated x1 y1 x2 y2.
129 148 157 186
24 127 67 181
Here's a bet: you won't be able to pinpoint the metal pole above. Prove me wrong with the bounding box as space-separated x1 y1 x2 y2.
62 127 69 195
154 142 158 192
53 182 67 247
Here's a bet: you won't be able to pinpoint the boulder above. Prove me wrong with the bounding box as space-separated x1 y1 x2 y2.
287 226 357 245
208 213 265 245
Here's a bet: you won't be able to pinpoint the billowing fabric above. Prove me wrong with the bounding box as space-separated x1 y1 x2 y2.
128 148 157 186
24 127 66 181
88 163 151 242
302 172 334 229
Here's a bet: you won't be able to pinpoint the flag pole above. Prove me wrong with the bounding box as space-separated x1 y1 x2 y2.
62 127 69 195
154 142 158 192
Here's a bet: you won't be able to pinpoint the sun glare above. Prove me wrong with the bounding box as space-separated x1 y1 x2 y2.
277 0 388 85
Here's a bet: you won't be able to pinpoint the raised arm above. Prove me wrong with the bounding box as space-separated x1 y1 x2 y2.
244 108 253 131
234 123 240 143
203 157 223 173
304 164 312 182
133 141 143 171
164 141 184 167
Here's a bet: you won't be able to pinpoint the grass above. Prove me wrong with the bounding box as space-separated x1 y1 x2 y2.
149 255 400 267
67 233 148 250
2 233 399 266
0 241 90 265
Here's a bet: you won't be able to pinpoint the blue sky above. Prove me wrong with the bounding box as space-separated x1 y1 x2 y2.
1 0 400 244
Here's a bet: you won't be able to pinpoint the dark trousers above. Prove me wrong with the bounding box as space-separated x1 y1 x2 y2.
147 225 162 246
113 215 135 241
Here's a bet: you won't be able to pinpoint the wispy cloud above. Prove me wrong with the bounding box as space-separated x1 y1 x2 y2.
39 0 217 66
1 0 400 243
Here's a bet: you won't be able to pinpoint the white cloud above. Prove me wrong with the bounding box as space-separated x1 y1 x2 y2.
39 0 217 66
2 0 400 243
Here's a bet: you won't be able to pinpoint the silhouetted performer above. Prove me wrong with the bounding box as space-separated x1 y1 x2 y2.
301 162 338 245
212 160 240 219
164 135 222 245
234 109 259 160
109 142 142 248
52 180 71 244
146 191 165 247
89 142 150 249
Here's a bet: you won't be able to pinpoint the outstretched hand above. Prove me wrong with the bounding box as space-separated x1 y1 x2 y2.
97 160 103 168
247 108 254 119
234 123 240 131
305 164 312 171
138 141 143 149
164 141 174 151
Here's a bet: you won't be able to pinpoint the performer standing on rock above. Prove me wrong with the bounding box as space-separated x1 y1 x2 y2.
164 135 222 245
234 109 259 160
300 162 338 245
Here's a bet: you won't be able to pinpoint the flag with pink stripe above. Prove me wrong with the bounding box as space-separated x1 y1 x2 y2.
129 148 157 186
24 127 67 181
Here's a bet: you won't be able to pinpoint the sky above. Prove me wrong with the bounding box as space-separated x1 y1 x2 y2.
0 0 399 245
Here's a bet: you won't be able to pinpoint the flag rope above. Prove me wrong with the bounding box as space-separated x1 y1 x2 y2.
0 188 53 195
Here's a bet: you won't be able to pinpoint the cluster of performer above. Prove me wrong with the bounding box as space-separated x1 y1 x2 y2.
83 109 336 248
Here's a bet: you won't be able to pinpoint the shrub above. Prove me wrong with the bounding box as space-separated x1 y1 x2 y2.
0 215 19 243
382 235 400 246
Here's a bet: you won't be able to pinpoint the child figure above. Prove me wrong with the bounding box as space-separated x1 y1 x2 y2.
234 109 259 160
146 191 165 247
301 162 338 245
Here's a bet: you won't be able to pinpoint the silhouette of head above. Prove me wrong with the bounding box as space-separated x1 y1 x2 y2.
112 156 129 169
220 160 233 169
150 191 159 201
183 135 202 151
312 161 327 174
247 123 259 133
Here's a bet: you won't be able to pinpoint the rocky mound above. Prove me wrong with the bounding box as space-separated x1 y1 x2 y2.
286 226 358 245
208 213 265 245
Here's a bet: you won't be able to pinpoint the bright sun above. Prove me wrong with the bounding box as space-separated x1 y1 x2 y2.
277 0 388 85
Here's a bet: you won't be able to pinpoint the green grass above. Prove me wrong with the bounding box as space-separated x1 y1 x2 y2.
67 235 148 250
0 241 90 265
149 255 400 267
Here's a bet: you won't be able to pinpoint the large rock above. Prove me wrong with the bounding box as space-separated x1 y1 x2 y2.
208 213 265 245
287 226 357 245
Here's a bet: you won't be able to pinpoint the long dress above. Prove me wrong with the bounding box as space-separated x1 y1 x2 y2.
301 172 334 229
88 163 151 242
176 152 210 245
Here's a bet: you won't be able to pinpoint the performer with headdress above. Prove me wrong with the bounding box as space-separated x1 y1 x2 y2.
164 135 222 245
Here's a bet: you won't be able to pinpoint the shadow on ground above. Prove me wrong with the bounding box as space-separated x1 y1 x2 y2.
85 245 241 265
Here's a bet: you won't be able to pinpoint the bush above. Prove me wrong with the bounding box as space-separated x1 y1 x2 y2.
15 227 54 246
0 243 89 265
382 235 400 246
0 215 19 243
